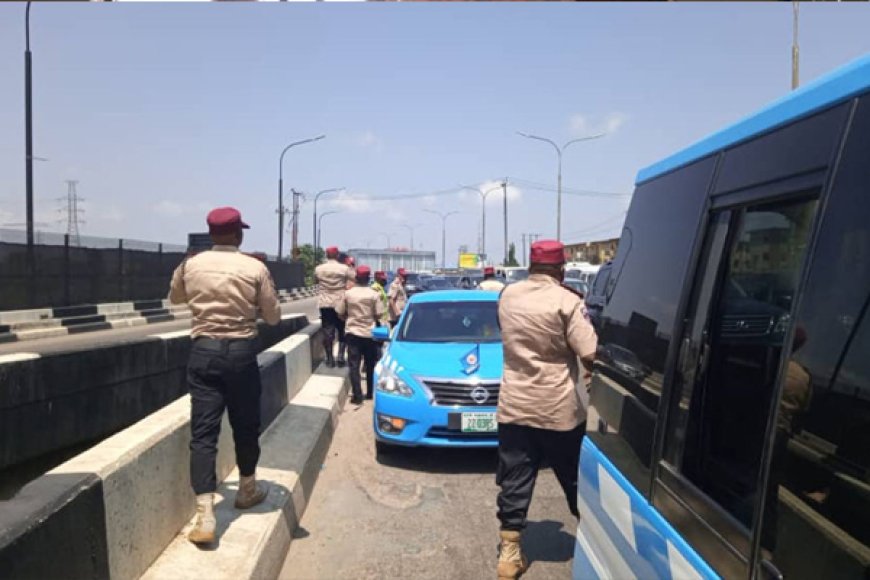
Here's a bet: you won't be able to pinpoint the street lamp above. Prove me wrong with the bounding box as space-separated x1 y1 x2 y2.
459 184 501 257
277 134 325 260
317 211 340 250
24 1 34 250
312 187 344 259
378 232 394 249
423 209 459 269
517 131 604 241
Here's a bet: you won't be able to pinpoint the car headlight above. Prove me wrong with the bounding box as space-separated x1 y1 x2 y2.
377 367 414 397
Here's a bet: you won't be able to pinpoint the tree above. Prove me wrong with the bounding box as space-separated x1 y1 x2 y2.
295 244 324 286
505 243 520 267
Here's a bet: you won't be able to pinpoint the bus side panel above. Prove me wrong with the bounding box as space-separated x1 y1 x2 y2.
576 438 720 580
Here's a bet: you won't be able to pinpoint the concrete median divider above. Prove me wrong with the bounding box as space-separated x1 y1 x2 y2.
0 320 345 580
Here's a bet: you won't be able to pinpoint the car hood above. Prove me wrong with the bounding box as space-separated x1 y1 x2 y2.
381 341 503 380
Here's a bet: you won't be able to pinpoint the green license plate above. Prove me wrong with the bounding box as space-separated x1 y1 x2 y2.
461 412 497 433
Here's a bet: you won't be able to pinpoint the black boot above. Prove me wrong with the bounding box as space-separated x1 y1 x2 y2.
323 340 335 368
336 343 347 367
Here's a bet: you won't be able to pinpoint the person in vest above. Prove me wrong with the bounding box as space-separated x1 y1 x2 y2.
336 266 386 405
494 240 598 579
478 266 506 292
315 246 354 367
371 271 390 325
387 267 408 328
168 207 281 545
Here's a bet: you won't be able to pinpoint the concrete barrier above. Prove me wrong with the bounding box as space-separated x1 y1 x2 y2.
0 314 309 472
0 321 334 580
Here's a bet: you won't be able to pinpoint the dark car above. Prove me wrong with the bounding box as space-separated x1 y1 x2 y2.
562 279 589 298
404 272 430 296
458 275 485 289
420 277 454 292
583 261 612 330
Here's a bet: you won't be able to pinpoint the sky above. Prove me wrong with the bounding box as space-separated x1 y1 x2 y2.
1 3 870 266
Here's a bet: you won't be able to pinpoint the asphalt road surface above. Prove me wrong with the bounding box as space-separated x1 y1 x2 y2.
280 400 578 580
0 297 321 356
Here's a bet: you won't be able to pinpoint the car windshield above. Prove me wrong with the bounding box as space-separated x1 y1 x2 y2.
399 301 501 343
424 277 453 289
505 269 529 282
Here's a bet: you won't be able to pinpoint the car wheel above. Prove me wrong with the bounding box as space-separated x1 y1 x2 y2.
375 440 396 459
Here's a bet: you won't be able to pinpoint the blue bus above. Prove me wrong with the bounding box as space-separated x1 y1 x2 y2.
574 54 870 579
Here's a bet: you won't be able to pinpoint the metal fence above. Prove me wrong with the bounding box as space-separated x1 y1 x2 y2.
0 229 304 311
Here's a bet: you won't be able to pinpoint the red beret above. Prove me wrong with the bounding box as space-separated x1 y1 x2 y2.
397 268 407 276
484 266 495 275
326 246 339 256
530 240 566 265
374 270 387 280
346 257 355 266
356 265 371 278
207 207 249 235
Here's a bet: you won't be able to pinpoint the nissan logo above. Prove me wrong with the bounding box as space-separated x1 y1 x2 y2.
470 385 490 405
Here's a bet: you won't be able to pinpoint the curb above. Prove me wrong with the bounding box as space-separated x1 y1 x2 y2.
142 365 349 580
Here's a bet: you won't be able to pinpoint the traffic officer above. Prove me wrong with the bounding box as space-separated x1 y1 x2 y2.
478 265 505 292
387 267 408 328
371 271 390 325
168 207 281 545
336 265 385 405
315 246 354 367
494 240 597 579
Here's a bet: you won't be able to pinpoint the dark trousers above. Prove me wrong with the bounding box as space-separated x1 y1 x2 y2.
188 337 262 495
496 422 585 531
320 307 346 345
346 333 379 400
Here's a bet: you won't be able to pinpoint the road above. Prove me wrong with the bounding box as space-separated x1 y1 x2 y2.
280 400 577 580
0 298 321 356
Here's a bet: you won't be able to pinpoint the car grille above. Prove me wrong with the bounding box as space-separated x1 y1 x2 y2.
427 427 497 440
421 379 500 406
720 314 774 336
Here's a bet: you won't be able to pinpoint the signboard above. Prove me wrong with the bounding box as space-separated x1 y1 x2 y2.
458 253 482 269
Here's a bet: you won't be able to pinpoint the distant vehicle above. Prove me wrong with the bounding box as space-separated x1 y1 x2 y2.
404 272 430 296
574 54 870 580
458 275 485 289
420 277 454 291
371 290 502 455
496 267 529 284
562 279 588 298
441 275 464 288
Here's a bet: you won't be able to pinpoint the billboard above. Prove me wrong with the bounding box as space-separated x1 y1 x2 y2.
458 253 482 269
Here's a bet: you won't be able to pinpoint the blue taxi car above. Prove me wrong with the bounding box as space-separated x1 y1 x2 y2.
371 290 502 453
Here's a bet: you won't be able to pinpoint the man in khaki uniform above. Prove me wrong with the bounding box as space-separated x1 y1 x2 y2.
315 246 354 367
478 265 506 292
494 240 597 579
387 267 408 327
168 207 281 545
336 265 386 405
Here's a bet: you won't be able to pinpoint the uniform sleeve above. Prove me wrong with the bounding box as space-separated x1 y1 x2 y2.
168 260 188 304
566 298 598 359
258 267 282 325
375 291 387 324
313 265 321 285
345 267 355 290
387 282 398 300
336 294 347 319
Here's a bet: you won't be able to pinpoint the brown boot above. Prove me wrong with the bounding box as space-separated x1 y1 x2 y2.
188 493 216 545
235 474 269 509
497 530 528 579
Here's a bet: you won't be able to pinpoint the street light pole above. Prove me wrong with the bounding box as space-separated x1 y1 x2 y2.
792 1 800 90
399 223 420 272
517 131 604 241
317 211 340 251
424 209 459 269
460 184 501 257
278 134 325 260
24 1 33 249
312 187 344 260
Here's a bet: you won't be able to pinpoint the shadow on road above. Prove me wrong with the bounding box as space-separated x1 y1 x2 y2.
523 519 576 564
376 445 498 475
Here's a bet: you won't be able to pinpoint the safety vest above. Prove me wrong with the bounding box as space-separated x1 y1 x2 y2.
370 281 389 323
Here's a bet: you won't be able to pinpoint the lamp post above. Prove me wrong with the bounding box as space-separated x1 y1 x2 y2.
24 1 34 250
317 211 340 251
459 184 501 257
399 223 420 272
424 209 459 269
312 187 344 260
277 134 325 260
517 131 604 241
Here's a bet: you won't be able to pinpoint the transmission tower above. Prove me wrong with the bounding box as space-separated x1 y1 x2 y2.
58 180 84 245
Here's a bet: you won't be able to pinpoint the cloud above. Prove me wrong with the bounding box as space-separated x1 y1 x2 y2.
155 200 184 218
327 191 374 214
569 112 628 137
476 180 522 202
97 206 125 222
356 131 384 152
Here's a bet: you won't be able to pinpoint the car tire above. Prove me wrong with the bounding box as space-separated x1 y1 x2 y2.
375 440 396 459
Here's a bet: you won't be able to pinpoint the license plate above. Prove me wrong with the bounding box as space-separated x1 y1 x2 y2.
461 412 497 433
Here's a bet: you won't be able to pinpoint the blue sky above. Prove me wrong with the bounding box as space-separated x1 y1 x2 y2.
1 3 870 265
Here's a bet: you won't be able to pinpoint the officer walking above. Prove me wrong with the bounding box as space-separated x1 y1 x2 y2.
494 240 597 579
478 265 506 292
315 246 354 367
387 267 408 328
168 207 281 545
336 265 385 405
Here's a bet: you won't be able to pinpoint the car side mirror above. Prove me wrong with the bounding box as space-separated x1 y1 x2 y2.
372 326 391 341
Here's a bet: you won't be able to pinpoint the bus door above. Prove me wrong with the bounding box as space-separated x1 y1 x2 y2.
654 191 820 578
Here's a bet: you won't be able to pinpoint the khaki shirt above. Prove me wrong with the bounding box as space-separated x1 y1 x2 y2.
497 274 598 431
479 279 506 292
168 245 281 339
315 259 353 309
387 279 407 320
337 284 386 338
